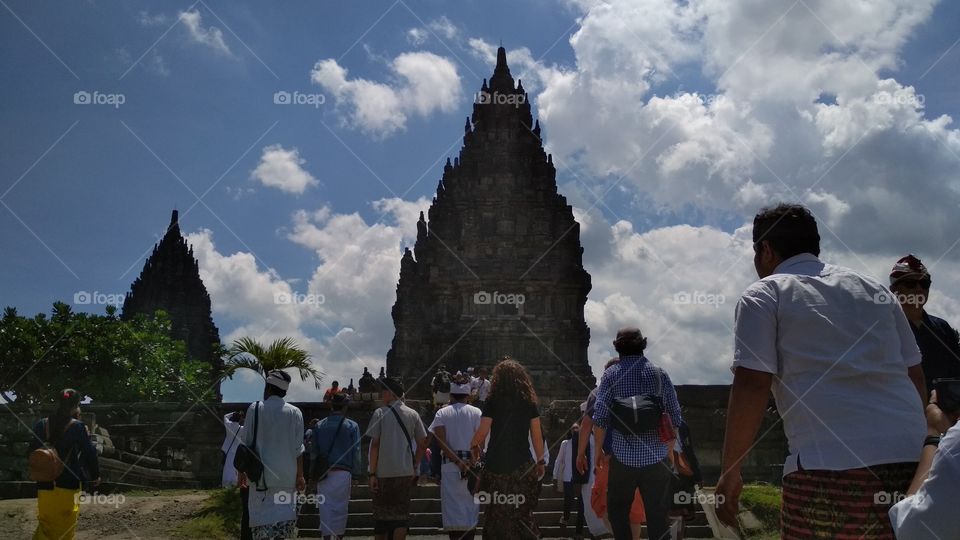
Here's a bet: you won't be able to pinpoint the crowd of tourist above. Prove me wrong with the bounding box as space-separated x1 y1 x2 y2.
25 201 960 540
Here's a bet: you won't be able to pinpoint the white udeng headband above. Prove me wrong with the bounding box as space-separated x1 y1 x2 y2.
266 372 290 390
450 382 471 395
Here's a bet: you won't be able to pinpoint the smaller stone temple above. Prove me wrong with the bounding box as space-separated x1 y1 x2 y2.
122 210 222 396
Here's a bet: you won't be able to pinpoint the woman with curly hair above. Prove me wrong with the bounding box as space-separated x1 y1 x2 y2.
469 356 544 539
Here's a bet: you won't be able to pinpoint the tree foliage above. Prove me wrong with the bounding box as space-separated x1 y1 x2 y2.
0 303 215 404
221 336 323 389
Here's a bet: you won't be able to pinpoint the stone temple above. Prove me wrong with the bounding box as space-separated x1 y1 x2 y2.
387 47 594 402
122 210 223 396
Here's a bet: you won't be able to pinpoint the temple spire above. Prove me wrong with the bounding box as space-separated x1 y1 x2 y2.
489 46 514 92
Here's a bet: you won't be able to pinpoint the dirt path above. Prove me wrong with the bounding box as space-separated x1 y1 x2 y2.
1 492 208 540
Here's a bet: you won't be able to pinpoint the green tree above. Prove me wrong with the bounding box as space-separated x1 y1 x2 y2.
220 337 323 390
0 303 215 404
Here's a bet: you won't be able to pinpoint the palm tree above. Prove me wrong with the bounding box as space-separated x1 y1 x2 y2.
220 337 323 389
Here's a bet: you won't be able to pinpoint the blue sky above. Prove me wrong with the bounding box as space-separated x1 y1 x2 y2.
3 0 960 402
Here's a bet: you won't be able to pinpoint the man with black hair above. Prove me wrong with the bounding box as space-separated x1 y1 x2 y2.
366 376 428 540
241 370 305 540
717 203 926 538
889 254 960 396
592 327 683 540
429 374 482 540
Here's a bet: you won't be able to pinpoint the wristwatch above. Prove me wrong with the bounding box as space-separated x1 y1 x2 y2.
923 435 941 448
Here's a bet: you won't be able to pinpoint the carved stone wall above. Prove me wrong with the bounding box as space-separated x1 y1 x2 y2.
387 47 594 401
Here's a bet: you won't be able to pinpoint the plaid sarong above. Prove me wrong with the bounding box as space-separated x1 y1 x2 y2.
781 462 916 539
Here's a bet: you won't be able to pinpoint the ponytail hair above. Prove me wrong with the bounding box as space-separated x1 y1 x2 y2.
48 388 81 444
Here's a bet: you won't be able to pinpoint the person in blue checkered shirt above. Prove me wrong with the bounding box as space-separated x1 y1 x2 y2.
592 327 683 540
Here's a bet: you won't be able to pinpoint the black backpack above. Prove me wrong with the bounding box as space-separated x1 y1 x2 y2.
610 366 664 435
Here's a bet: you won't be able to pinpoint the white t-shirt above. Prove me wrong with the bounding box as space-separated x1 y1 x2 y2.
221 413 242 453
733 253 926 476
476 379 491 401
242 396 305 489
889 422 960 538
428 402 482 471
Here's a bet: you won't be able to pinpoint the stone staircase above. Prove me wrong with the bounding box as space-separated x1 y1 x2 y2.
297 483 717 538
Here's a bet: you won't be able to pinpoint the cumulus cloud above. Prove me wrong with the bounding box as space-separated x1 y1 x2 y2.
250 145 319 194
178 9 232 56
187 197 430 402
482 0 960 259
310 52 462 137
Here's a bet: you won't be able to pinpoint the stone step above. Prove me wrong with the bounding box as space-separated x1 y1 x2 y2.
297 524 717 538
298 510 709 529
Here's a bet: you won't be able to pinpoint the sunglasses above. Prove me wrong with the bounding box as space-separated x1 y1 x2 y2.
895 278 931 289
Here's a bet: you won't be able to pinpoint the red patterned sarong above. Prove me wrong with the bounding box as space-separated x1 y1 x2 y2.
781 462 916 539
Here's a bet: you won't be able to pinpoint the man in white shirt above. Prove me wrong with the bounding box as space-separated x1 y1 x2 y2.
241 370 305 540
221 410 244 487
429 378 482 540
716 203 926 539
889 388 960 538
474 368 491 409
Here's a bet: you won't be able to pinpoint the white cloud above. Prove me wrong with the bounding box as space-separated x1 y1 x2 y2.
407 28 428 46
178 9 233 56
137 11 169 27
186 197 430 402
311 52 462 138
428 16 458 40
250 145 319 195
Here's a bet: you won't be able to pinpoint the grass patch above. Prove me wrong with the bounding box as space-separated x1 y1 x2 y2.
173 488 242 540
740 483 781 539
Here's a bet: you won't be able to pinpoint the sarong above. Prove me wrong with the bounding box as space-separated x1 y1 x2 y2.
782 462 915 539
34 487 80 540
440 465 479 530
317 469 351 535
247 487 297 529
478 461 541 539
372 476 414 522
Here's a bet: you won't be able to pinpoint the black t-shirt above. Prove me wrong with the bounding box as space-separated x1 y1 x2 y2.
481 395 539 474
912 313 960 392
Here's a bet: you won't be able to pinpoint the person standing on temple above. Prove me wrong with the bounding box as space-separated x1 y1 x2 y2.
432 364 452 409
469 357 545 539
473 368 491 409
313 393 361 540
221 410 245 487
28 388 100 540
241 370 305 540
716 203 927 538
429 374 483 539
366 376 428 540
303 418 319 484
554 423 586 538
323 381 341 402
890 254 960 397
592 328 682 540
